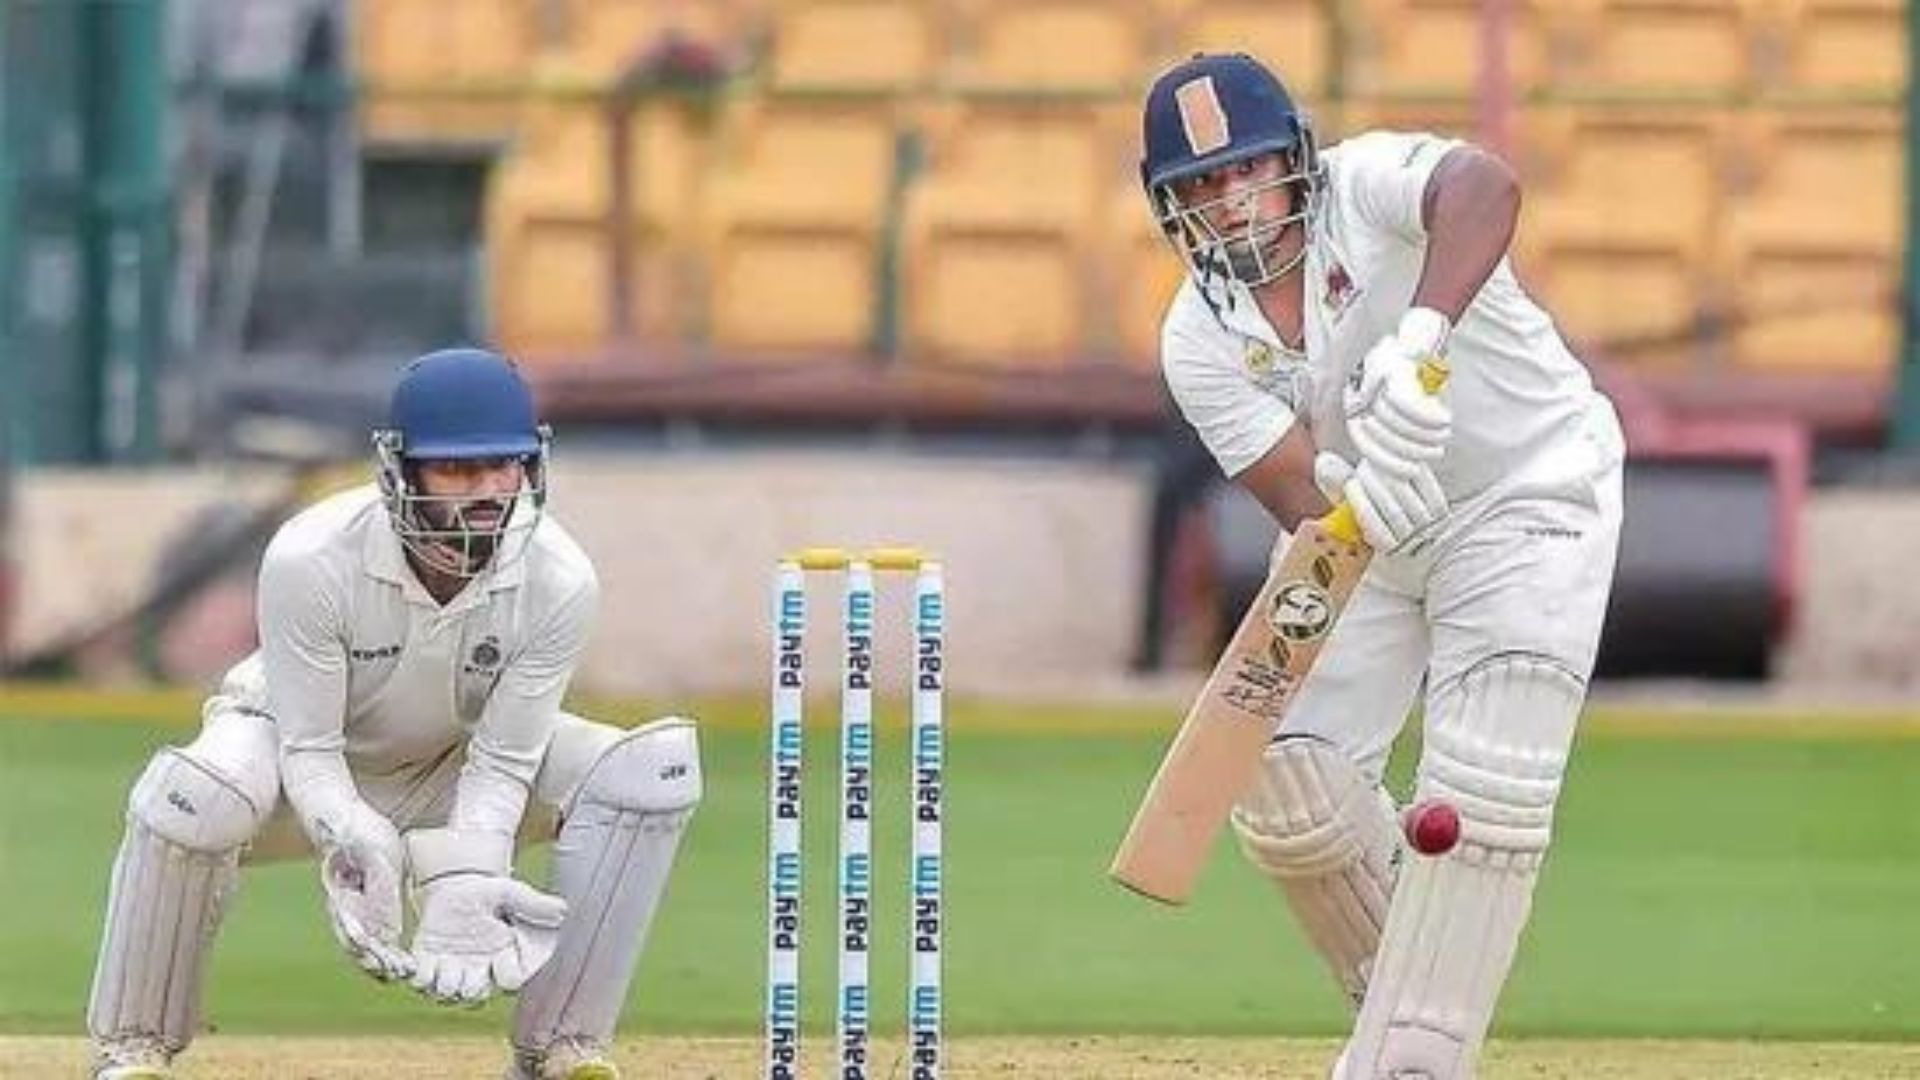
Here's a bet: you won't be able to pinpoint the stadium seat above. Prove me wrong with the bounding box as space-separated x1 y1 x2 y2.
1756 0 1905 98
900 100 1127 365
1345 0 1550 99
355 0 534 143
554 0 743 80
1716 108 1900 371
1513 107 1730 367
1553 0 1759 98
1153 0 1332 99
944 0 1149 92
487 210 614 357
700 94 907 353
1105 186 1185 369
486 90 711 353
765 0 939 90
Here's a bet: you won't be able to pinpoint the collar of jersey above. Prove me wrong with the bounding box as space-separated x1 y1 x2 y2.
1214 278 1304 360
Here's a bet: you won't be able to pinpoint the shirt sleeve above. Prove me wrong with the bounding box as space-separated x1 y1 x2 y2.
1336 131 1462 244
257 533 359 836
1161 317 1296 478
449 568 600 838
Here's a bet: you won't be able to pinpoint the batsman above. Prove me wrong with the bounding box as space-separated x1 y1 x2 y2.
85 348 702 1080
1137 53 1625 1077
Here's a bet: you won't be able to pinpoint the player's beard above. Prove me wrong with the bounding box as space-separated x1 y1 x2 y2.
420 497 512 574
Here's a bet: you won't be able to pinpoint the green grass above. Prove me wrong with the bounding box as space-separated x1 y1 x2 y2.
2 698 1916 1041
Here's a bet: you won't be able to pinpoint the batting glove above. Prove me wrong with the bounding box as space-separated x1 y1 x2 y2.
1344 307 1453 479
1314 452 1449 555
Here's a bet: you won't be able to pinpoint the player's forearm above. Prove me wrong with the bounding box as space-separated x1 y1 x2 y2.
281 746 365 838
1236 424 1332 531
1412 146 1520 322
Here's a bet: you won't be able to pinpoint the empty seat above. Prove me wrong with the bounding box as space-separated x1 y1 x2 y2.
1553 0 1758 98
555 0 743 80
1152 0 1332 98
700 94 906 352
1513 107 1730 366
1716 108 1900 371
945 0 1149 92
1757 0 1906 98
356 0 534 143
900 100 1127 365
766 0 939 90
1345 0 1550 99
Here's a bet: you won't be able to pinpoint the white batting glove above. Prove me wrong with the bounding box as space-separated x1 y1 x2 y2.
1344 307 1453 479
1314 452 1449 555
312 801 414 983
408 873 568 1006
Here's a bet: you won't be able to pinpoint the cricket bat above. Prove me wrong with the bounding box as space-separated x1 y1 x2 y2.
1110 360 1447 905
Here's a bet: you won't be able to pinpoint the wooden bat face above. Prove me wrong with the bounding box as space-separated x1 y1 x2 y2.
1108 510 1372 905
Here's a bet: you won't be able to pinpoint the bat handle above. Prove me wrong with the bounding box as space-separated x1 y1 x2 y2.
1320 355 1450 547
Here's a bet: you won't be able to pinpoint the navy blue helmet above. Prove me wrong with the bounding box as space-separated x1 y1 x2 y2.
374 348 550 577
1140 53 1322 301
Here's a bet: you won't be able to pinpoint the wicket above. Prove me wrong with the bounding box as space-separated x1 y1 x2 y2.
765 546 946 1080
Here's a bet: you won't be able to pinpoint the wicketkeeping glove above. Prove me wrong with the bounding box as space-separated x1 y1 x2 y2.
312 801 414 983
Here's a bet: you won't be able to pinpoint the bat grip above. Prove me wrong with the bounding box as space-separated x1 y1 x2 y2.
1319 356 1450 547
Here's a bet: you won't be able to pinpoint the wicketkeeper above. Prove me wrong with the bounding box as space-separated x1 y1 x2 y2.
86 348 702 1080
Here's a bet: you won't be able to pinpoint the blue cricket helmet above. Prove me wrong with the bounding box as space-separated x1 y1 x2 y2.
385 347 543 460
1140 52 1322 296
374 347 551 579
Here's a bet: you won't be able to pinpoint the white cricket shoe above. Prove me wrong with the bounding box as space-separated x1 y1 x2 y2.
506 1036 619 1080
93 1034 174 1079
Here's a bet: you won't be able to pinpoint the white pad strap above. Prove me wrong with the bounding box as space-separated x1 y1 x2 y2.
89 749 265 1052
513 718 702 1052
1230 735 1400 1007
1342 654 1585 1080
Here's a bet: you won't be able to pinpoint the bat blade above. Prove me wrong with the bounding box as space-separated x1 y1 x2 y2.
1109 510 1372 905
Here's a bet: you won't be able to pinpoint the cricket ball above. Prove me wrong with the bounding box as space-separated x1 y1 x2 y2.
1402 799 1461 856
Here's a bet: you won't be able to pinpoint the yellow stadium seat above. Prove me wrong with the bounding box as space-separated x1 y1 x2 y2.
1716 108 1900 371
767 0 939 90
1151 0 1333 99
1757 0 1906 98
357 0 534 143
1105 188 1185 368
488 213 614 358
1345 0 1551 99
700 95 907 352
945 0 1149 92
556 0 746 80
900 101 1126 365
1554 0 1758 98
1513 107 1729 367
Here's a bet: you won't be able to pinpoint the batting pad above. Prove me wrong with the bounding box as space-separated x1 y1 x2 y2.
1338 653 1585 1080
1231 735 1401 1008
514 718 702 1053
89 749 264 1052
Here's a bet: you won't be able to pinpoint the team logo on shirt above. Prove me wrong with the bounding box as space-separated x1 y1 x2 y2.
465 635 503 676
1324 261 1357 320
1244 342 1275 375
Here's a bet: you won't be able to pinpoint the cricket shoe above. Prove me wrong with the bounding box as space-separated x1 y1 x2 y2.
92 1034 174 1079
505 1035 619 1080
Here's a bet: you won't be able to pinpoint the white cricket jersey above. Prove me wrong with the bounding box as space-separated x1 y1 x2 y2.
247 484 598 840
1160 130 1610 500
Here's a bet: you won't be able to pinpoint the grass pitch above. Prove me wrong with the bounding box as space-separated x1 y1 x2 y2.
2 690 1916 1067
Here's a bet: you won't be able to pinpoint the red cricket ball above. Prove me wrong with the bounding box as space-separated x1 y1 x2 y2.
1403 799 1462 856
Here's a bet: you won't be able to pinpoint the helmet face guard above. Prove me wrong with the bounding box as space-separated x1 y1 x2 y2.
1149 134 1321 291
1140 53 1324 304
373 429 549 580
375 348 551 581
